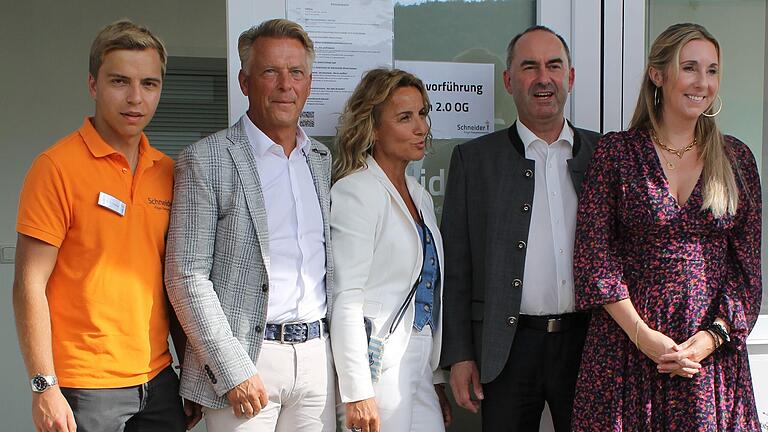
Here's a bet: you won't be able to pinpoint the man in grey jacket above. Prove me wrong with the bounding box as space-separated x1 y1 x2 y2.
165 19 335 431
440 26 599 431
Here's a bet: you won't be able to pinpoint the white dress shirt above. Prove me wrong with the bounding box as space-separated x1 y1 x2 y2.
517 119 577 315
243 114 327 323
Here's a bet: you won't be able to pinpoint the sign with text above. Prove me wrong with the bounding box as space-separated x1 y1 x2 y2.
288 0 394 136
395 60 494 139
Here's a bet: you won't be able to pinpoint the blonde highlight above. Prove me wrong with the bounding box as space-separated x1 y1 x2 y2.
332 68 432 183
89 19 167 77
629 23 737 217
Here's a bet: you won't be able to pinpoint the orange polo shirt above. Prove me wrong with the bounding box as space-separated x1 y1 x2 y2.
17 117 174 388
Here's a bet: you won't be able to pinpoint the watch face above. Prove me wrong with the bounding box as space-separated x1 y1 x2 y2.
32 375 49 392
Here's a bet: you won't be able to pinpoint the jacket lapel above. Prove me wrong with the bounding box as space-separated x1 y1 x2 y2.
367 156 419 224
226 118 271 274
367 156 424 281
566 120 591 197
304 140 331 218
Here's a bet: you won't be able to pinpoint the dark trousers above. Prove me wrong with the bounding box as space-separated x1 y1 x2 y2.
61 366 185 432
482 322 588 432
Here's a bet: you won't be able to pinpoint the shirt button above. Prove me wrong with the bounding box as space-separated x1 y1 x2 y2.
261 283 268 293
430 257 435 265
426 281 432 288
426 236 431 244
255 325 263 333
423 304 431 312
121 168 128 174
561 280 567 286
552 191 558 196
559 249 564 255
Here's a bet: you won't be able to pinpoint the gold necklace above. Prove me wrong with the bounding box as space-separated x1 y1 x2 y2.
651 130 697 159
656 144 677 170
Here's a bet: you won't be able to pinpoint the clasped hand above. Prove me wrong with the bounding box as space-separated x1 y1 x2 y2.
636 323 715 378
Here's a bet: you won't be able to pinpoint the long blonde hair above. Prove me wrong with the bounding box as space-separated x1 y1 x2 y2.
332 68 432 183
629 23 737 218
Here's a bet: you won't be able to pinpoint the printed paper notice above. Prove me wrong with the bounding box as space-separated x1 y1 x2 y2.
395 60 494 139
288 0 394 136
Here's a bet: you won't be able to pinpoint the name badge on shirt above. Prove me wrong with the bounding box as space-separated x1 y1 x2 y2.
98 192 126 216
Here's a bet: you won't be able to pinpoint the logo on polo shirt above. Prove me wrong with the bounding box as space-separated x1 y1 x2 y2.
147 197 172 211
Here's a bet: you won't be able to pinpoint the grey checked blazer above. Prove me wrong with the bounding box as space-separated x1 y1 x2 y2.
164 117 334 409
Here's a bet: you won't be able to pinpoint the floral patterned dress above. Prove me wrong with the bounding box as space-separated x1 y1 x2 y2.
571 129 762 431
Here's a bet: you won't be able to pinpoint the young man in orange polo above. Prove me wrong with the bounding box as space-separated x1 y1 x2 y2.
13 20 200 432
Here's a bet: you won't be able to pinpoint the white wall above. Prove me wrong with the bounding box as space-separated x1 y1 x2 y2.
0 2 225 429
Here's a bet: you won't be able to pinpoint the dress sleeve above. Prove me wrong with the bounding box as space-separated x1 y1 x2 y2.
719 137 762 350
574 132 631 310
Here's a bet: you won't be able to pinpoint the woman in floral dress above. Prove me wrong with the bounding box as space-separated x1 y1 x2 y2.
572 23 762 431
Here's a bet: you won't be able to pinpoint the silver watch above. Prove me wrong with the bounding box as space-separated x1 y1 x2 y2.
30 374 57 393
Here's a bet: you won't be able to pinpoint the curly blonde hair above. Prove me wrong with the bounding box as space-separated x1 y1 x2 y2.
333 68 432 183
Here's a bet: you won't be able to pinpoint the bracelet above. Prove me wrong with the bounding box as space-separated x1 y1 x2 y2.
704 329 720 350
708 321 731 345
634 319 642 350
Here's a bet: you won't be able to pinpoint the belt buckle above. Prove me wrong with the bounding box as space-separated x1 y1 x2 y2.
279 322 305 344
546 318 562 333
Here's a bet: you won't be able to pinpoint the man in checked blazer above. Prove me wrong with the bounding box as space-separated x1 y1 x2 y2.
440 26 599 431
165 19 335 431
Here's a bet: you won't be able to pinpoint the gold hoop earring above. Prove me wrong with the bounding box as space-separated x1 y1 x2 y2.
702 94 723 117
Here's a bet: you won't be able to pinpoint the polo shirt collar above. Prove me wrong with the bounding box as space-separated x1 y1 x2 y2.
516 118 574 151
78 117 164 162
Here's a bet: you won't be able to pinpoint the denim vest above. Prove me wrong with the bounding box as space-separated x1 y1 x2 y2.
413 223 440 331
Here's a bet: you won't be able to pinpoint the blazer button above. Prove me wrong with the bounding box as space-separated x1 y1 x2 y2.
261 283 268 293
517 241 526 250
511 278 522 288
507 316 518 326
523 169 533 178
255 325 263 333
521 203 531 213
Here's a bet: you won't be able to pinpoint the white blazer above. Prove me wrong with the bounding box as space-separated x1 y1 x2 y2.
330 156 445 403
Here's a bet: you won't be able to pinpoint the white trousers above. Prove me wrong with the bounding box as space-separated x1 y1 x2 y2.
205 336 336 432
345 326 445 432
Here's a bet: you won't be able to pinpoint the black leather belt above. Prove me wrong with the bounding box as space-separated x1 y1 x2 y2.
264 318 327 343
517 313 588 333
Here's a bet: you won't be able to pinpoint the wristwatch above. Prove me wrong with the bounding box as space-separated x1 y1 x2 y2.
30 374 57 393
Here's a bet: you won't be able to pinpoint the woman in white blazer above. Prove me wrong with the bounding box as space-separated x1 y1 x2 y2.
330 68 451 432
